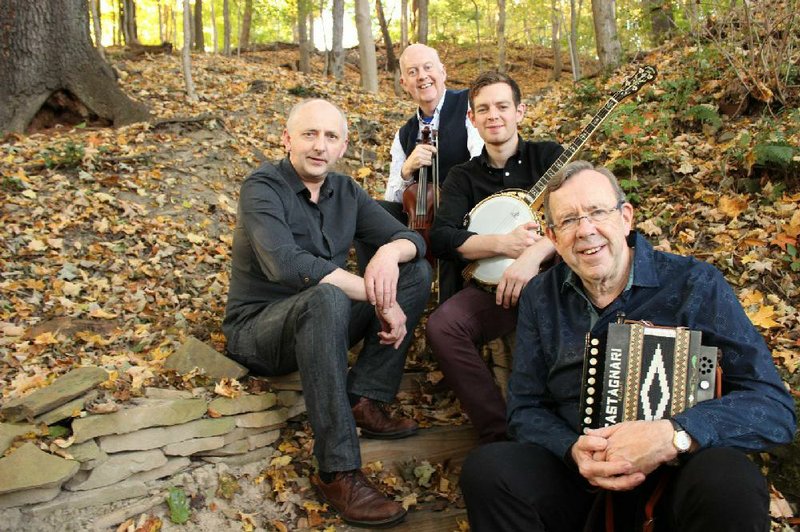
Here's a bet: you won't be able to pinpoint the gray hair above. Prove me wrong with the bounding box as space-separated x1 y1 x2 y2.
542 160 627 225
286 98 348 138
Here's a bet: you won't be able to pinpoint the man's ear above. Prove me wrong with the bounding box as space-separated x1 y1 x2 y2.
545 226 558 245
621 202 634 234
281 128 291 152
337 137 349 159
467 108 476 127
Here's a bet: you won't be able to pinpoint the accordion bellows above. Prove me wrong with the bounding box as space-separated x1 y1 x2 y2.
579 322 718 431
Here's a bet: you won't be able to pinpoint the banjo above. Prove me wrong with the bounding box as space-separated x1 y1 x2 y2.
462 65 658 286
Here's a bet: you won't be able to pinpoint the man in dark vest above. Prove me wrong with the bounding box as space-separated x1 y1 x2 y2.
366 44 483 301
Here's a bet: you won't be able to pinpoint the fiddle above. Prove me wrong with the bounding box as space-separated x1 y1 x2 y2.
402 125 439 266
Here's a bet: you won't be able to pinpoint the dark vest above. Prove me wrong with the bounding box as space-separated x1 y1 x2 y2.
398 89 471 186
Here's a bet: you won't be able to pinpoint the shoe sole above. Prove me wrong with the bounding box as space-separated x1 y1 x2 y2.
359 427 419 440
340 509 407 529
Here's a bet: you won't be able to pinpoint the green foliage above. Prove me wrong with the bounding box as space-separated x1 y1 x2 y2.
686 104 722 128
42 141 85 170
1 175 24 192
166 487 191 524
783 244 800 273
754 142 797 169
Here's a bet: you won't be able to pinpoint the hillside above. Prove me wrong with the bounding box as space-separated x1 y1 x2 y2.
1 39 798 529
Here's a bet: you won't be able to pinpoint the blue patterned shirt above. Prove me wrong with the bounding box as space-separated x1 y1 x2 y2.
508 232 796 460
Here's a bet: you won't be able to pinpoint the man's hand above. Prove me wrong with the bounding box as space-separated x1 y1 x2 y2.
364 245 401 310
375 304 408 349
496 248 543 308
500 221 541 259
586 420 677 477
571 434 645 491
401 143 437 179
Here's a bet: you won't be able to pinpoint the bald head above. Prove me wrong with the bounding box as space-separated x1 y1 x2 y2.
286 99 348 138
399 45 447 114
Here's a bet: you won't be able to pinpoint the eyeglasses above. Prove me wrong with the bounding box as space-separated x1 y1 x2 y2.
549 200 625 233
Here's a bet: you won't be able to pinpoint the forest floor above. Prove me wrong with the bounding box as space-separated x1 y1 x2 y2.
1 39 799 531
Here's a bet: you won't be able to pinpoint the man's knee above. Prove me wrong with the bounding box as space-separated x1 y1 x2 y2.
399 257 432 288
304 283 351 326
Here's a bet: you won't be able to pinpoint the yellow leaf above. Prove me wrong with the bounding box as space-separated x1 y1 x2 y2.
270 454 293 467
740 290 764 307
746 305 780 329
34 332 61 345
89 308 118 319
28 239 47 251
356 167 372 178
718 195 748 219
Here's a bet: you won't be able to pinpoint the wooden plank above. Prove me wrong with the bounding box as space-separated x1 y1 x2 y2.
336 506 468 532
360 425 478 468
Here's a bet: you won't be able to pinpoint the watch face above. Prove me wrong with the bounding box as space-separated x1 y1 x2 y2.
674 431 691 452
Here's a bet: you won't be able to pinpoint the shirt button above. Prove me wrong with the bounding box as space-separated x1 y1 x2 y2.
303 277 310 284
505 171 510 176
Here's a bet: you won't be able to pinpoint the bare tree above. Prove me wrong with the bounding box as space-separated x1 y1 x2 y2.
121 0 139 45
210 0 218 53
240 0 253 49
591 0 622 68
417 0 428 44
298 0 311 72
89 0 105 60
471 0 483 70
182 0 198 101
193 0 204 51
376 0 402 94
223 0 231 55
0 0 149 135
497 0 507 71
355 0 379 92
551 0 562 81
331 0 345 79
401 0 409 48
569 0 583 79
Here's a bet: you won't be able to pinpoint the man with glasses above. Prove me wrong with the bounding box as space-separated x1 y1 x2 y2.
459 160 795 531
425 71 563 444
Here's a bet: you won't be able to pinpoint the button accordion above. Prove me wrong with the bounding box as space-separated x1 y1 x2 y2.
579 321 719 432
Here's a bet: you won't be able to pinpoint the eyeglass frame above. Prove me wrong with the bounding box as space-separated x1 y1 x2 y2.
547 199 626 234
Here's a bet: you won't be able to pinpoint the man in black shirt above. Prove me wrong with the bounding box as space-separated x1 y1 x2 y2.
427 71 563 443
223 99 431 528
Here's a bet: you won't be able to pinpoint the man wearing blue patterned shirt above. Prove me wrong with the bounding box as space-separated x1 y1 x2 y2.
460 160 795 531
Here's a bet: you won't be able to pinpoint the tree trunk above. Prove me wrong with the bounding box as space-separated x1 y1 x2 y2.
240 0 252 49
569 0 582 80
223 0 231 55
331 0 344 80
551 0 561 81
209 0 218 52
497 0 506 71
591 0 621 68
298 0 311 72
417 0 428 44
89 0 105 60
471 0 483 71
646 0 673 45
157 0 164 43
182 0 198 101
193 0 204 51
122 0 139 46
355 0 378 92
376 0 398 72
400 0 408 49
0 0 150 135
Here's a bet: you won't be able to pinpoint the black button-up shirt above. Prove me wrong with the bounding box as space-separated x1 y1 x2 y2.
429 137 563 263
223 158 425 333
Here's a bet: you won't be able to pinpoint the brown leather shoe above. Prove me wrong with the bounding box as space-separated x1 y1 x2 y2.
351 397 418 439
312 469 407 528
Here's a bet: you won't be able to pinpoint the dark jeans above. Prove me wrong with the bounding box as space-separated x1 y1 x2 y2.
461 441 770 532
354 199 462 302
227 259 431 472
426 284 517 443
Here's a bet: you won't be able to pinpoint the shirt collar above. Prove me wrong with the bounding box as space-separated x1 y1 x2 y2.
416 91 447 130
279 158 334 199
477 135 525 169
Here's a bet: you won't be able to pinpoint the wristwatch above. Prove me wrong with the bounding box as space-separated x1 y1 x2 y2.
670 419 692 453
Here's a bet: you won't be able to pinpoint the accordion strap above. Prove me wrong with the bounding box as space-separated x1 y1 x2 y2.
601 468 674 532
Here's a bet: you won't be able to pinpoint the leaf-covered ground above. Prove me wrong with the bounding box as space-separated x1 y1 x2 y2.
1 39 799 529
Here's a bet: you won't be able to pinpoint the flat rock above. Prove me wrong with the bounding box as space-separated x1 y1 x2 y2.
99 416 235 453
0 486 61 509
208 393 276 416
0 443 79 495
200 445 275 466
162 435 226 456
164 336 248 380
128 456 191 483
276 390 301 407
143 387 194 399
0 422 36 454
66 439 108 470
71 398 207 443
27 481 149 518
34 390 99 426
234 407 288 428
64 449 167 491
0 367 108 423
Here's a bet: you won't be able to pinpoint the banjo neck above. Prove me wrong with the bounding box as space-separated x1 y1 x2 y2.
527 65 657 211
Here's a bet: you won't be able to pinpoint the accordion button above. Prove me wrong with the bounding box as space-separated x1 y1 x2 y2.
590 348 599 355
584 416 592 425
585 407 593 414
586 397 594 404
588 377 596 385
589 368 597 375
590 357 597 365
591 338 600 346
700 380 710 390
587 387 595 395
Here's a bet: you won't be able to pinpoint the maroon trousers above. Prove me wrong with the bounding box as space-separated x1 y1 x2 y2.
426 284 517 443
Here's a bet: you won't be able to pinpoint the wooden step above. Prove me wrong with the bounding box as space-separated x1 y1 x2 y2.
337 506 469 532
266 371 427 395
360 424 478 468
